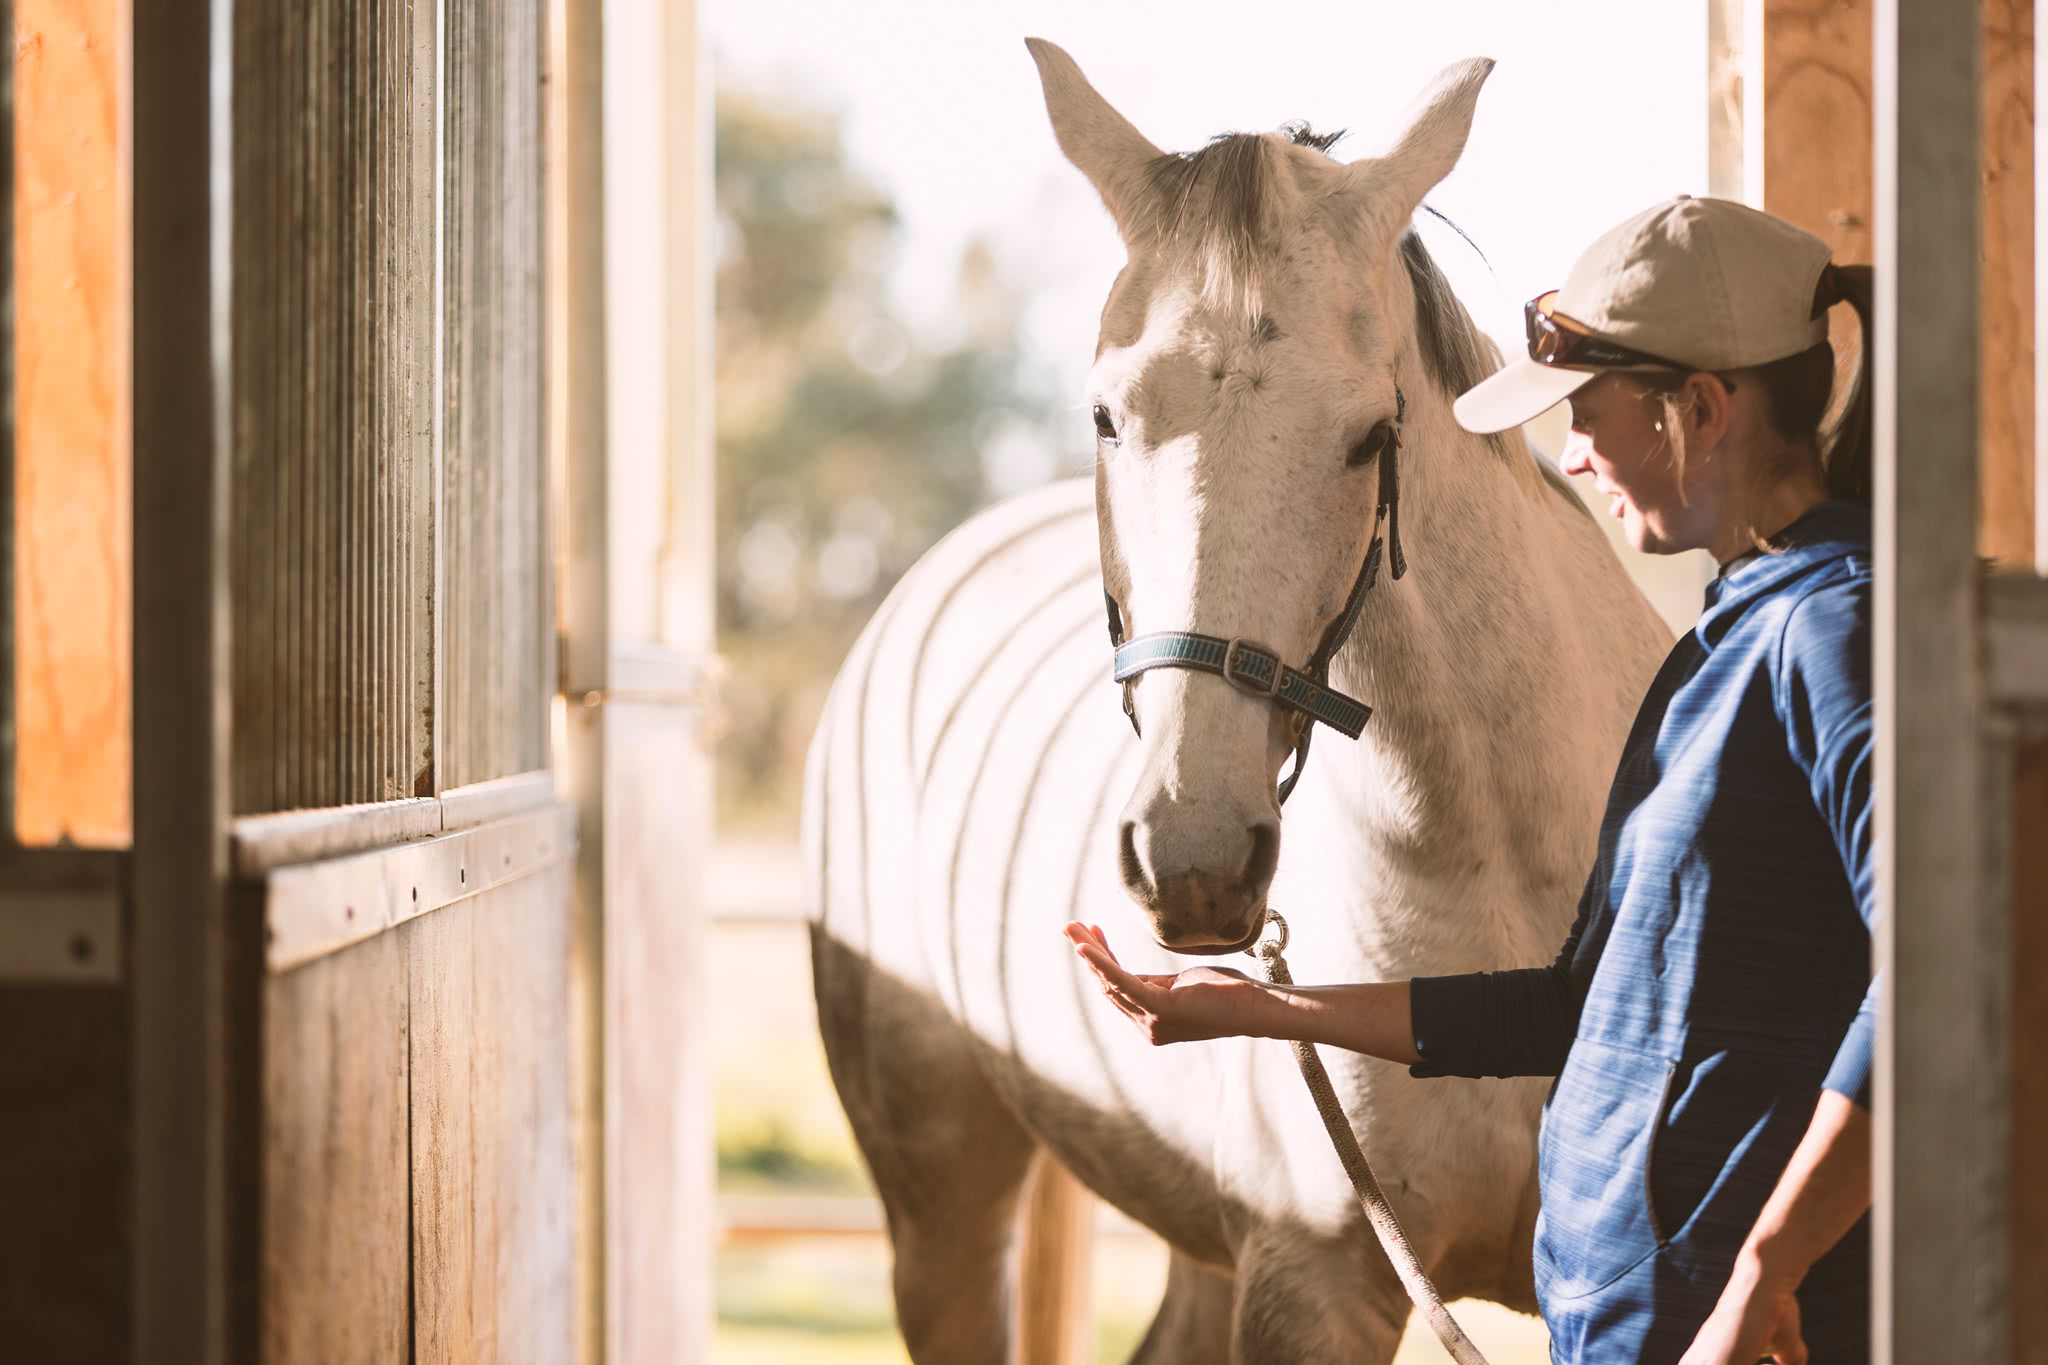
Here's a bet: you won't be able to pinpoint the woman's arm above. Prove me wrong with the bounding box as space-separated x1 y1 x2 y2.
1679 1090 1873 1365
1064 923 1422 1064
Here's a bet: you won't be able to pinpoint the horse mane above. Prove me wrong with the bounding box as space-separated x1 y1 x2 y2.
1134 125 1513 459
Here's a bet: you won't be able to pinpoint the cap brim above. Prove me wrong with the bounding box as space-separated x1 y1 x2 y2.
1452 359 1598 435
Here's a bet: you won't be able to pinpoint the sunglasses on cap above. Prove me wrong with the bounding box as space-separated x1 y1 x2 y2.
1524 291 1689 371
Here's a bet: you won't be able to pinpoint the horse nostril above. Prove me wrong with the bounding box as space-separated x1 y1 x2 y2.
1119 820 1146 890
1242 819 1280 894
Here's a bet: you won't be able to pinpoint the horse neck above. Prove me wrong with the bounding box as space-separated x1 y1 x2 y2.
1318 376 1595 853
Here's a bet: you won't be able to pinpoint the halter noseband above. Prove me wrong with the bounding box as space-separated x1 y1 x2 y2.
1102 385 1409 805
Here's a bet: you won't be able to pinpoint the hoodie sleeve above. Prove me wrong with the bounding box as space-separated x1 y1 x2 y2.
1407 885 1595 1079
1777 575 1877 1109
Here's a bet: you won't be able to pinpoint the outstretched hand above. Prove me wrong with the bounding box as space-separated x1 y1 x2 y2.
1062 922 1269 1045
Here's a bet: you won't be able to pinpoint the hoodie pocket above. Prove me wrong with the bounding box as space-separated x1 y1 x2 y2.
1533 1037 1678 1303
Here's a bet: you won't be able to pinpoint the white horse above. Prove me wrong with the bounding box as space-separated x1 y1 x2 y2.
804 41 1671 1363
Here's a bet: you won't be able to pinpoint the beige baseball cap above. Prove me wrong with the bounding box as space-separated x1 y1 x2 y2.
1453 195 1836 435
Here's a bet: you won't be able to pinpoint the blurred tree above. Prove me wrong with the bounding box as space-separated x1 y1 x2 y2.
714 86 1054 831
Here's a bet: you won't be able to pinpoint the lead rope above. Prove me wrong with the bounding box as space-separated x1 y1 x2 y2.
1252 912 1493 1365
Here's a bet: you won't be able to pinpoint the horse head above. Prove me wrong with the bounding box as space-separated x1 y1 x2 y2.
1027 39 1495 953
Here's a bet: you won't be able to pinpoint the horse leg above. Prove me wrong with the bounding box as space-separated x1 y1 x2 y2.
1230 1230 1410 1365
1127 1247 1234 1365
811 928 1039 1363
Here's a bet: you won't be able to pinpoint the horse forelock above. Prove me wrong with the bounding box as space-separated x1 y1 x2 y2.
1132 126 1341 317
1125 128 1513 465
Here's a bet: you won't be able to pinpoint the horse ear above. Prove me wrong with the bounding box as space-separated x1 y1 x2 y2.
1337 57 1496 240
1025 38 1164 241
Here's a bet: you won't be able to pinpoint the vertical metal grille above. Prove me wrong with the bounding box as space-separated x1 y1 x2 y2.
228 0 547 814
443 0 550 789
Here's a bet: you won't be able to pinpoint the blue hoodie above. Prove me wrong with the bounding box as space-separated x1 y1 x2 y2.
1410 501 1874 1364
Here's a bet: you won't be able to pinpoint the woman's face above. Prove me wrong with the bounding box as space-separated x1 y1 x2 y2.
1557 372 1718 555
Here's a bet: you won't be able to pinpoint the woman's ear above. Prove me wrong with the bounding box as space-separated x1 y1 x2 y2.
1686 372 1734 449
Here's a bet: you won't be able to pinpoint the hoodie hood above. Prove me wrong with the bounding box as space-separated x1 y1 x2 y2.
1696 500 1872 653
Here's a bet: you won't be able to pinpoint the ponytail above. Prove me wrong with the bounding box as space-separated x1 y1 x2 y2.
1820 264 1875 505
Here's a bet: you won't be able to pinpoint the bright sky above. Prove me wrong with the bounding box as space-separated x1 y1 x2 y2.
704 0 1708 452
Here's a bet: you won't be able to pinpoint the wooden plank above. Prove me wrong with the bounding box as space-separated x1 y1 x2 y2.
260 927 410 1364
1873 4 2003 1363
2014 735 2048 1365
12 0 128 847
408 896 478 1365
601 699 712 1365
470 860 577 1361
440 770 554 831
231 797 443 878
1980 0 2035 567
550 3 608 1358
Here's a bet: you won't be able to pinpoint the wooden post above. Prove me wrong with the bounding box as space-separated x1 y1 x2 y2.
1015 1154 1096 1365
1873 4 2008 1364
556 0 714 1359
130 0 241 1358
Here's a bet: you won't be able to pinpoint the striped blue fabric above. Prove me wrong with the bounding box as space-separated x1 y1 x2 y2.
1409 501 1876 1364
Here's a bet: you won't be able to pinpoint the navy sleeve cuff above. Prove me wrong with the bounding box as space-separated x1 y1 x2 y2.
1409 967 1576 1080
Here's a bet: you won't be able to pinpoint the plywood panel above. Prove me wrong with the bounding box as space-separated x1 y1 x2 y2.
2013 736 2048 1365
261 928 410 1365
1980 0 2035 567
12 0 128 845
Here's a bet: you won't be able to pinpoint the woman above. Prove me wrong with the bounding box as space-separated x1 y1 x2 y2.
1066 196 1876 1365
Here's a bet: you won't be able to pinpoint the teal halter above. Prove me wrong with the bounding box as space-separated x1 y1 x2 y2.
1103 386 1408 805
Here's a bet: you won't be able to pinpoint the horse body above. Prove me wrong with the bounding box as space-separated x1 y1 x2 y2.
806 43 1672 1363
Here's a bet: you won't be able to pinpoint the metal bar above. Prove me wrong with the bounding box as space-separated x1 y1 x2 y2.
0 888 122 984
1873 3 2006 1361
263 801 575 972
131 0 236 1357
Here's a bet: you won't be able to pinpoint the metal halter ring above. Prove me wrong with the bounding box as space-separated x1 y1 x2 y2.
1221 638 1282 699
1250 908 1290 957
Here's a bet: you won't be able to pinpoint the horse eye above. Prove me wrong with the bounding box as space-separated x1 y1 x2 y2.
1347 421 1395 469
1092 405 1119 442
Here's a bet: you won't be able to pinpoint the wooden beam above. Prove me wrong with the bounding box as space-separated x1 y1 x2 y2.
1873 4 2006 1364
130 0 239 1359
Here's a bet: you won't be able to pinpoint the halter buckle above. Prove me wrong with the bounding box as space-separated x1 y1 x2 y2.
1221 638 1283 700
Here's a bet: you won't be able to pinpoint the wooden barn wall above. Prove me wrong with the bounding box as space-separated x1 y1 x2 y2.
261 862 575 1364
1756 0 2035 565
229 0 437 815
443 0 550 791
12 0 128 845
